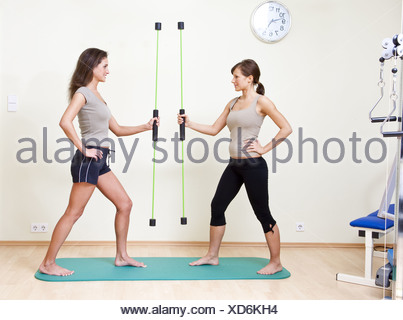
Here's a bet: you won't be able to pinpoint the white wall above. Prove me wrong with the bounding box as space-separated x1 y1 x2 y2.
0 0 401 244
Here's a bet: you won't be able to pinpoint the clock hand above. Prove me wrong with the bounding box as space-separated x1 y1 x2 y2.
267 18 282 30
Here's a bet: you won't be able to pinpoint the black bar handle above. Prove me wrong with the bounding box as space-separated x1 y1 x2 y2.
155 22 161 30
152 109 159 141
383 131 403 137
179 109 185 141
178 21 184 30
371 116 398 123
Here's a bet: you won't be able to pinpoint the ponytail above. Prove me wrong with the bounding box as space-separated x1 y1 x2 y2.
256 82 265 95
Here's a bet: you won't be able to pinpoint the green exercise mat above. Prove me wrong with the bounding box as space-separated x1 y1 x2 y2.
35 257 291 282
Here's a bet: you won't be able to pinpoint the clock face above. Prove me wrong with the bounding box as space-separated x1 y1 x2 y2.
251 1 291 43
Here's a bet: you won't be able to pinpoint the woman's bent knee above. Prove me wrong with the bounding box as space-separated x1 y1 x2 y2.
64 207 85 222
117 198 133 214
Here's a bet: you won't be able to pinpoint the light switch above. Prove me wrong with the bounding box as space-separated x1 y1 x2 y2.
8 95 18 112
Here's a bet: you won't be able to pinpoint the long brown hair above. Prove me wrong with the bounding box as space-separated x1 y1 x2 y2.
231 59 265 95
68 48 108 101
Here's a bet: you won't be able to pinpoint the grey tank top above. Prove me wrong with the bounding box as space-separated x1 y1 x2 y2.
76 87 111 147
226 94 264 158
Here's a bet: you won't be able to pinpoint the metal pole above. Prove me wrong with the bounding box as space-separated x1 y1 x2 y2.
393 0 403 300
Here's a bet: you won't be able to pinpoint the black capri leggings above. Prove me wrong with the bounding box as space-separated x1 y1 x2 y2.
210 157 276 233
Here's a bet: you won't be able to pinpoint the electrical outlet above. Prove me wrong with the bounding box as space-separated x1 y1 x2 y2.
31 223 39 233
296 222 305 232
40 223 48 232
31 223 48 233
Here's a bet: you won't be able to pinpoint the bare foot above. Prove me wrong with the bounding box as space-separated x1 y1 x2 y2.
189 255 219 266
115 256 146 268
257 261 283 275
39 262 74 276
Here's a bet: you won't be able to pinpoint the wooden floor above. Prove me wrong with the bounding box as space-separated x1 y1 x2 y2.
0 243 390 300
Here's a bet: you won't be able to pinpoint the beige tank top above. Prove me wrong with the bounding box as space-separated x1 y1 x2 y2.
76 87 112 147
226 95 264 158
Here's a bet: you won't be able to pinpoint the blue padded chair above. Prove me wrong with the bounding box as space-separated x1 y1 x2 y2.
336 204 395 287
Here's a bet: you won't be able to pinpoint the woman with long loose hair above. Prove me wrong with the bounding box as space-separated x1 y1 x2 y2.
39 48 159 276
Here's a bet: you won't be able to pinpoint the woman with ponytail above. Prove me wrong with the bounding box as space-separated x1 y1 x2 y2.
178 59 292 274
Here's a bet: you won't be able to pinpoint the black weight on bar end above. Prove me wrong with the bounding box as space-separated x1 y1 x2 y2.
155 22 162 30
152 109 159 141
149 219 156 227
179 109 185 141
181 217 187 225
178 21 184 30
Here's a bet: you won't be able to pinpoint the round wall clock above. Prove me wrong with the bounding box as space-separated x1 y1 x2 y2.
251 1 292 43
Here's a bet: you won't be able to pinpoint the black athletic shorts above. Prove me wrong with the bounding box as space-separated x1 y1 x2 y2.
71 146 111 185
